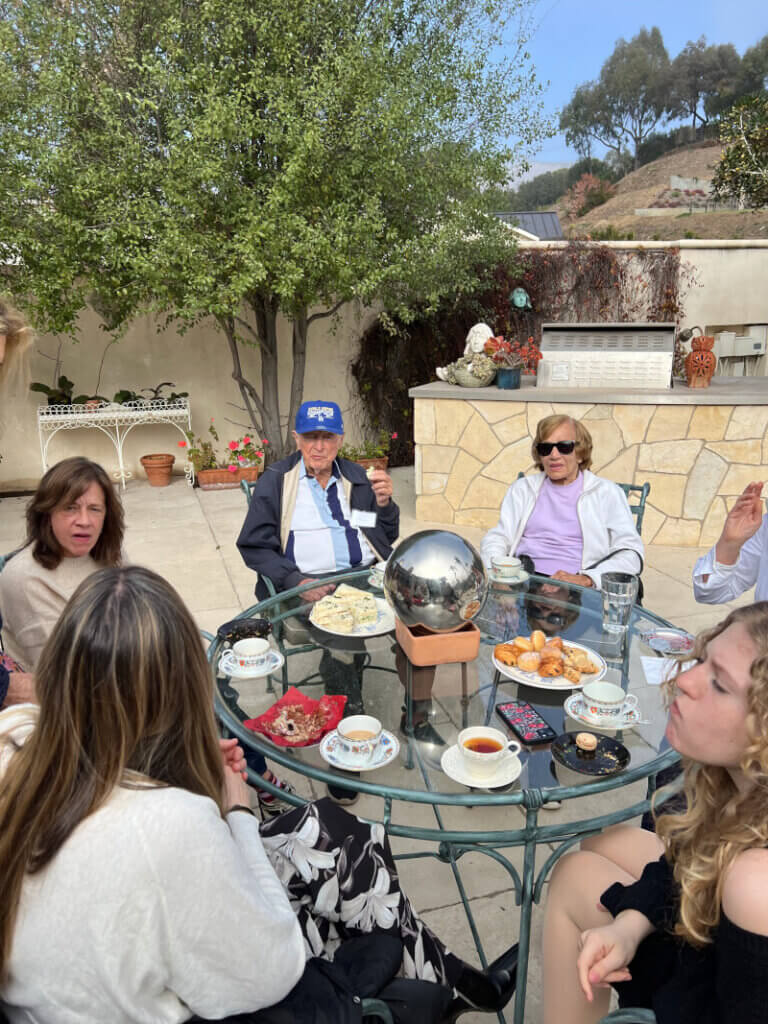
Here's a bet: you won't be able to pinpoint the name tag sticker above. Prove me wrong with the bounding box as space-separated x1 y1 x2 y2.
350 510 377 528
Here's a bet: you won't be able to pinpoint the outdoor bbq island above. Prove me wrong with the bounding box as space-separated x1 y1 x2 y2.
409 376 768 546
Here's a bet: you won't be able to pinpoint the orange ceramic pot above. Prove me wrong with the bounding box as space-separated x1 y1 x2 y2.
684 336 717 388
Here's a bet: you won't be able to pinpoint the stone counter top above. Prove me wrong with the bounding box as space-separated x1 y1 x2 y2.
410 384 768 547
409 377 768 405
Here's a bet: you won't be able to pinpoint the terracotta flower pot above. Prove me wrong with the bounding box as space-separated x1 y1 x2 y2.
140 453 175 487
197 466 260 491
353 457 388 473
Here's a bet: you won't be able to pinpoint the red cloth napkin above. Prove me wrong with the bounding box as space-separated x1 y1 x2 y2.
244 686 347 747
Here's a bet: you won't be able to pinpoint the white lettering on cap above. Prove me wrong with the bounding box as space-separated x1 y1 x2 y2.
307 405 336 422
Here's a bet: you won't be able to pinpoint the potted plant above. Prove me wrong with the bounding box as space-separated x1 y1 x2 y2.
30 375 90 406
484 335 542 388
180 421 266 489
140 453 176 486
339 430 397 472
483 337 524 390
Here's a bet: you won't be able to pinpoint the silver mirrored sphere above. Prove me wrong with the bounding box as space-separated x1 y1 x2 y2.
383 530 488 632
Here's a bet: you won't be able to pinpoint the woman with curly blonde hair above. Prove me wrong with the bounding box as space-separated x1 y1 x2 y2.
0 295 34 391
541 601 768 1024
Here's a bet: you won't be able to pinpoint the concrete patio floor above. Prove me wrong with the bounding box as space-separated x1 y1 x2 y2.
0 468 753 1023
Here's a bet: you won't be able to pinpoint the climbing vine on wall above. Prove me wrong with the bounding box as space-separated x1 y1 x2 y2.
350 242 695 467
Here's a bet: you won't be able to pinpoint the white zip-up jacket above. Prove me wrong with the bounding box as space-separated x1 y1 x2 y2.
692 514 768 604
481 471 644 589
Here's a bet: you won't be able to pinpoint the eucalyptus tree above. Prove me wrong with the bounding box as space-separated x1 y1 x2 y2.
712 97 768 209
0 0 549 456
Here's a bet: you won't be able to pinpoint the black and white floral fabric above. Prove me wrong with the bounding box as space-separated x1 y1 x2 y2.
259 798 462 989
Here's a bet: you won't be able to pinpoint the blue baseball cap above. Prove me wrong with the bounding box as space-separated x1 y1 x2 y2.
294 400 344 435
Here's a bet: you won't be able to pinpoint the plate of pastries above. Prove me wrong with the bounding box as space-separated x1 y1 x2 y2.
493 630 606 691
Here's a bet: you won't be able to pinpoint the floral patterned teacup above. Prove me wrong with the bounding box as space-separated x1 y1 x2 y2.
336 715 383 765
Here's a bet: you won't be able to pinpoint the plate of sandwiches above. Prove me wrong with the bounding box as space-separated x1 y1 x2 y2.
493 630 606 691
309 583 396 637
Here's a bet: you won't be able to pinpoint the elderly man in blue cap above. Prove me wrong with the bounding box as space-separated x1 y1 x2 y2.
237 400 399 599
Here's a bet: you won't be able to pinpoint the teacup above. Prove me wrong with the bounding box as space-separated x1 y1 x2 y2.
457 727 521 780
581 681 638 723
491 555 523 580
223 637 271 671
336 715 383 765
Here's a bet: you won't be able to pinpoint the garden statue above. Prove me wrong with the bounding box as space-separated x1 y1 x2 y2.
435 323 497 386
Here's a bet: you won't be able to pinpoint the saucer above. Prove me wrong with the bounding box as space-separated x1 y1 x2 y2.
564 692 641 731
218 649 285 680
440 744 522 790
488 568 529 587
319 729 400 771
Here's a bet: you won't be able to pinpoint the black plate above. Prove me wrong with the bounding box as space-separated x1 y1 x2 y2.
551 732 630 777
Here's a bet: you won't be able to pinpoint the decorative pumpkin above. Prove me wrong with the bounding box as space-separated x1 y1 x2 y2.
684 335 717 388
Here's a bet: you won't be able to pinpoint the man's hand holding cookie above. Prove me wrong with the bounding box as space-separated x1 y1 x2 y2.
367 467 393 507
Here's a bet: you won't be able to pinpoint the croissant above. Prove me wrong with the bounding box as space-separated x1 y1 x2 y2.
494 643 518 666
544 636 564 650
512 636 534 653
539 660 564 677
563 665 581 684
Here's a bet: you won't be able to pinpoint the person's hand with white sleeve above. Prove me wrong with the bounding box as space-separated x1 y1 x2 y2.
714 482 764 568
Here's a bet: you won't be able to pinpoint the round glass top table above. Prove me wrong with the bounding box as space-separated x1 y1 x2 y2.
208 570 681 1024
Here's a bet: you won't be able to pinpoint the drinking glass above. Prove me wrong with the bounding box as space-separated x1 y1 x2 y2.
601 572 639 633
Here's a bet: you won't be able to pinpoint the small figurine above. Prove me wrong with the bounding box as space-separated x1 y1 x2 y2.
436 323 497 385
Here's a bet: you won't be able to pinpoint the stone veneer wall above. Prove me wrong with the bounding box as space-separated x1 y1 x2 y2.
414 398 768 546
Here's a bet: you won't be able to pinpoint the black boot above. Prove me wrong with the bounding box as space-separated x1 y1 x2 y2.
442 944 518 1022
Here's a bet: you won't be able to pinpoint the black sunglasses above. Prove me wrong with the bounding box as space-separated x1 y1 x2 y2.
536 440 576 456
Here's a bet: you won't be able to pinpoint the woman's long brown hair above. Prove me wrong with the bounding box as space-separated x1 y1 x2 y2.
0 566 225 977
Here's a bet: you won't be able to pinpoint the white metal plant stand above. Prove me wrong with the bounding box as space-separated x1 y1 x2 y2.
37 399 194 488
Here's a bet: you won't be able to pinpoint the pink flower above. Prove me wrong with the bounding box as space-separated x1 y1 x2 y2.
242 435 251 445
227 464 238 473
228 440 238 450
391 432 398 440
178 440 187 447
238 454 245 461
256 450 264 458
262 438 269 444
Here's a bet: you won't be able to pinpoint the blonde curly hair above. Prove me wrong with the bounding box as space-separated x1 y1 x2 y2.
0 295 34 390
656 602 768 947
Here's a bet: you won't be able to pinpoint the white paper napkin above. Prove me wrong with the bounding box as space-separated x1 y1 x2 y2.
641 656 694 686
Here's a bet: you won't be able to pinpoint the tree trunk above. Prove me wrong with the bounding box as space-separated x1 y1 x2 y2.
286 310 309 453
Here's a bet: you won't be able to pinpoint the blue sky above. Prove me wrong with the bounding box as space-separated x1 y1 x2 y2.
514 0 768 172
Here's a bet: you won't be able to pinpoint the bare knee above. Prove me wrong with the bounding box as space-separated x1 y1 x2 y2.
549 849 598 894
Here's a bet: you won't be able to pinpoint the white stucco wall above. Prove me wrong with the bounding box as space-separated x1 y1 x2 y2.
2 239 766 492
1 303 375 490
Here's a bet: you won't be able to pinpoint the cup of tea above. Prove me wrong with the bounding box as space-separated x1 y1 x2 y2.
491 555 523 580
221 637 271 673
457 727 521 780
336 715 383 764
581 681 639 723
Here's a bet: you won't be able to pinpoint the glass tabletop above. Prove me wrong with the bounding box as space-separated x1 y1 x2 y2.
211 570 681 804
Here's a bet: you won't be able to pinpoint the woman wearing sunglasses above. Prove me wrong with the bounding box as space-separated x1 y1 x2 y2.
481 415 643 589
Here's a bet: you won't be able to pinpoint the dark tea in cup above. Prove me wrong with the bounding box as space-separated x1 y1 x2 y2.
463 737 504 754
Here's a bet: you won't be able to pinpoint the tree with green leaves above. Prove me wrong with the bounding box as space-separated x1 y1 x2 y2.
561 27 672 170
668 37 741 136
712 97 768 208
0 0 550 459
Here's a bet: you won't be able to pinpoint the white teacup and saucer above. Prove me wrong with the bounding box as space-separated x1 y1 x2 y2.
320 715 400 771
219 637 284 679
441 726 522 789
489 555 529 587
566 681 641 730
